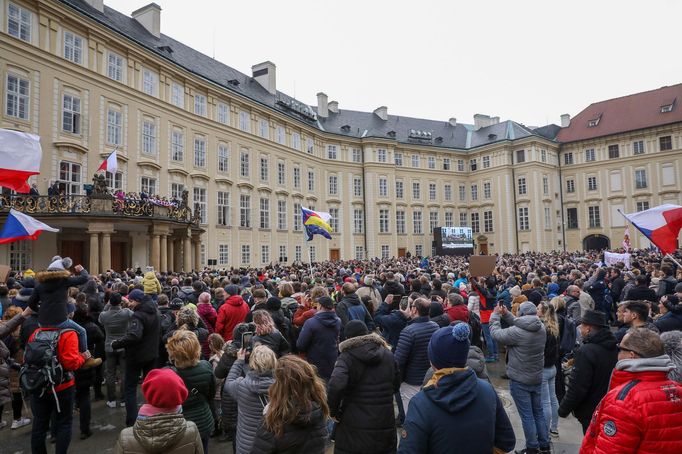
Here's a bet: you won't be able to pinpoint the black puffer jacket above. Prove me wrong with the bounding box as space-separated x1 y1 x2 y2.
111 297 160 364
28 269 89 326
250 403 327 454
558 327 618 424
73 314 104 389
327 333 400 454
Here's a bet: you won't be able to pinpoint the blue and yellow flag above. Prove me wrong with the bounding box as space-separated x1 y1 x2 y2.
302 207 332 241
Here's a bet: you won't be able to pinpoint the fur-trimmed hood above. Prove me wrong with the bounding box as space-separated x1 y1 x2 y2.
35 270 72 282
339 332 389 356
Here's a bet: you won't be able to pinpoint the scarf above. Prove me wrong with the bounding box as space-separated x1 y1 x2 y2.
615 354 675 374
137 403 182 418
424 366 468 388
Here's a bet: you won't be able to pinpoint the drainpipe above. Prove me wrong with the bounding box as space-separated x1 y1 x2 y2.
511 151 520 253
558 149 567 252
361 151 369 259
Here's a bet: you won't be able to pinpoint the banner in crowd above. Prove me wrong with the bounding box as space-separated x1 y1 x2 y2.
604 251 631 268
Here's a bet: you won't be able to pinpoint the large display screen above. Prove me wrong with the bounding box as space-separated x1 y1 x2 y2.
441 227 474 249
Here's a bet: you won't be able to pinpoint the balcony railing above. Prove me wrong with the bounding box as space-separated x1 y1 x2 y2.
0 195 200 226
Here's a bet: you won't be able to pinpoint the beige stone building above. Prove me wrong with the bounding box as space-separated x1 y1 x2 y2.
0 0 680 272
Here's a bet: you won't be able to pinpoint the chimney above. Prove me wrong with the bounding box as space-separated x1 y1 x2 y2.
491 116 500 125
132 3 161 39
85 0 104 12
316 92 328 118
328 101 339 114
448 118 457 127
251 61 277 95
373 106 388 121
473 114 492 130
560 114 571 128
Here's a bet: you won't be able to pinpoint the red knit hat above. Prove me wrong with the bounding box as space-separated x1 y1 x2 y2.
142 369 188 408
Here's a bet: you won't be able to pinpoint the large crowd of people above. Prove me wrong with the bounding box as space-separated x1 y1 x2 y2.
1 249 682 453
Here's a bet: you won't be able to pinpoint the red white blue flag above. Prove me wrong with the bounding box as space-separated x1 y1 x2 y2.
0 209 59 244
622 204 682 254
0 129 42 193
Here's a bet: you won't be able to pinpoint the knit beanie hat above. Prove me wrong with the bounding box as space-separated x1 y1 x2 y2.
509 285 522 297
528 291 543 305
344 320 368 339
142 369 188 408
47 256 73 271
226 284 239 296
429 301 444 318
518 301 538 316
170 298 184 310
547 283 560 296
127 289 145 302
266 297 282 311
428 323 471 369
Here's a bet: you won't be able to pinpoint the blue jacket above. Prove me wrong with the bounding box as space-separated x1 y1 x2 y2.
394 316 439 386
296 310 341 380
398 368 515 454
375 302 408 350
654 307 682 333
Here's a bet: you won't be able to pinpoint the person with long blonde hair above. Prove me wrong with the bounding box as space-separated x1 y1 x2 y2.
538 302 560 438
251 310 290 357
250 355 328 453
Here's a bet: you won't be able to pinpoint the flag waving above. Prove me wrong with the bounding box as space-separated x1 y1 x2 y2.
622 226 631 252
0 129 42 193
97 149 118 173
622 204 682 254
0 209 59 244
301 207 332 241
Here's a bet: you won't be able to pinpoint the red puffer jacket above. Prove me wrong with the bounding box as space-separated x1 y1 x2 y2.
580 369 682 454
445 304 469 323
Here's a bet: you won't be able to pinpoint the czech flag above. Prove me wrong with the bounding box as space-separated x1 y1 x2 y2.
97 149 118 173
302 207 332 241
0 129 42 193
622 204 682 254
0 209 59 244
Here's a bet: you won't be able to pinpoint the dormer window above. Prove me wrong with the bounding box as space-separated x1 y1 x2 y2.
227 79 240 87
488 133 497 140
587 117 599 127
661 101 675 113
340 125 351 132
387 130 396 138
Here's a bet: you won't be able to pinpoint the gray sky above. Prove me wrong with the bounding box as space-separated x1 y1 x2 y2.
107 0 682 127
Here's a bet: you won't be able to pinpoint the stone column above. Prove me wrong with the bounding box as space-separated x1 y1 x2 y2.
88 231 100 275
168 239 175 272
193 240 202 271
101 233 111 272
151 234 160 271
160 235 168 273
183 234 192 271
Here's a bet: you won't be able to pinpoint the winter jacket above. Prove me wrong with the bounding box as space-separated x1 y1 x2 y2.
74 315 104 389
171 361 215 439
429 313 450 328
627 285 658 303
215 294 249 341
250 402 327 454
544 328 560 368
327 333 400 454
490 311 546 385
0 314 25 405
196 303 217 333
336 293 375 339
580 356 682 454
116 413 203 454
558 328 618 425
111 297 161 364
296 310 340 380
213 343 238 433
422 345 490 383
252 330 290 357
579 291 596 315
394 316 439 386
445 304 469 323
657 275 678 298
655 306 682 333
292 304 316 328
356 285 383 313
28 327 84 392
28 269 89 326
225 359 275 454
374 302 408 350
610 276 625 302
143 272 162 295
398 368 516 454
99 306 133 353
380 280 405 300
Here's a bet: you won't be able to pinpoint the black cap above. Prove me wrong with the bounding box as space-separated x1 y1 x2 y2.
318 296 334 309
169 298 184 310
581 309 608 328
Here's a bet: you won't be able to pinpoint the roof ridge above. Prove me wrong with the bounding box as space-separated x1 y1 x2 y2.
586 83 682 108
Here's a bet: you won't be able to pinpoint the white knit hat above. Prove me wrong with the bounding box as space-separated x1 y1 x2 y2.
47 256 72 271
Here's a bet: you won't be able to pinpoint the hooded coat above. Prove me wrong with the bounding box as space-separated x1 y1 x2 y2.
398 369 516 454
28 269 89 326
215 294 249 341
327 333 400 454
296 310 341 380
116 413 203 454
489 311 546 385
143 272 162 295
374 302 409 351
654 304 682 333
111 297 161 364
336 293 375 339
250 403 327 454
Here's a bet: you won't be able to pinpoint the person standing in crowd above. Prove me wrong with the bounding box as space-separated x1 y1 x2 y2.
142 267 161 300
251 310 290 357
225 345 277 454
537 302 560 438
197 292 217 334
296 296 341 381
398 323 516 454
380 272 405 300
580 328 682 453
0 306 30 429
627 274 658 304
375 294 411 350
656 295 682 333
356 276 382 314
473 277 498 363
490 301 549 454
0 308 30 430
429 301 450 327
73 302 104 440
394 297 439 417
616 300 659 342
166 329 215 454
445 293 469 323
661 330 682 384
111 289 161 427
251 356 328 454
657 265 678 298
336 283 375 340
98 292 132 408
215 285 249 341
116 368 203 454
558 310 618 433
164 307 209 359
327 320 400 454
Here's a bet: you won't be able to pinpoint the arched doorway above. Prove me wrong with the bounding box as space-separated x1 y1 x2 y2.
583 234 610 251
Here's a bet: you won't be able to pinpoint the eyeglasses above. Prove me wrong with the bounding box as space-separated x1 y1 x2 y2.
617 343 642 357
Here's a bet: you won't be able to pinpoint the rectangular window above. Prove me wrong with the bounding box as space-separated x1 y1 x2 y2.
353 177 362 197
219 245 229 265
517 177 527 195
633 140 645 155
193 137 206 167
171 183 185 201
585 148 595 162
193 187 207 224
588 206 601 228
381 245 390 260
470 159 477 171
541 149 547 162
327 145 338 160
241 245 250 265
413 211 423 234
395 181 404 199
515 150 525 163
292 132 301 150
259 119 269 139
394 152 403 166
427 156 436 169
239 194 251 228
308 170 315 192
566 179 575 193
608 144 619 159
295 245 302 262
566 208 578 229
293 166 301 189
445 184 452 201
518 207 529 230
293 202 302 231
457 159 465 172
443 158 451 170
142 119 156 155
459 211 467 227
564 152 573 165
484 211 494 233
660 136 673 151
636 201 650 212
217 144 229 172
484 182 491 199
445 211 453 227
587 176 597 191
415 245 423 257
106 109 122 145
277 200 286 230
261 244 271 264
309 246 316 262
328 175 338 196
107 52 123 82
260 157 269 182
8 3 32 42
459 185 466 202
412 155 420 168
140 176 156 196
63 31 83 64
142 69 157 96
379 209 389 233
277 161 285 186
5 73 29 120
544 207 551 230
105 171 122 191
279 245 287 262
62 94 81 134
635 169 647 189
239 111 250 132
276 126 285 145
482 155 490 168
9 240 31 271
194 94 207 116
329 208 339 233
377 148 387 163
240 150 250 177
217 191 230 226
259 197 270 229
542 176 549 195
171 83 184 108
471 212 480 234
355 246 364 261
217 103 229 124
306 138 314 154
353 209 364 234
471 184 478 201
396 211 406 234
429 183 436 200
379 178 388 197
412 182 420 199
352 148 362 163
429 211 439 233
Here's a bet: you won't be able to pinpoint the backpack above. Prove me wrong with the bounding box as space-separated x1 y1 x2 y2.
347 303 367 322
20 329 74 411
159 310 175 336
468 311 483 349
560 314 577 355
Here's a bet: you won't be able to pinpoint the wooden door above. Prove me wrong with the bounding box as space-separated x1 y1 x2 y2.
329 248 340 261
60 240 84 268
398 248 406 257
111 241 126 272
479 243 488 255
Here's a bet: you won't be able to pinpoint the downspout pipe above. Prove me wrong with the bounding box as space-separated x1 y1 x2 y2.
511 151 520 253
558 149 567 252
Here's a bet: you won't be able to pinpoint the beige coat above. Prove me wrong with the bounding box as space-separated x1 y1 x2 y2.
116 413 203 454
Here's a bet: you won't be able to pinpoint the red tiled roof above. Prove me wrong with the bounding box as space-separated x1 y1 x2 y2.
556 83 682 143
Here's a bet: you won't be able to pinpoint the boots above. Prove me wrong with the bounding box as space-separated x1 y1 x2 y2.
80 351 102 369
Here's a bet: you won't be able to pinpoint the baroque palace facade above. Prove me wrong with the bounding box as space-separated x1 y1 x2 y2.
1 0 681 272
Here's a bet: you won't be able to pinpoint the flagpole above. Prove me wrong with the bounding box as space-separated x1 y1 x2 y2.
664 253 682 269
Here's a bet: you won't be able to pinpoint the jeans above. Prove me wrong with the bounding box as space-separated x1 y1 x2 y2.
201 435 209 454
509 379 549 450
399 382 420 416
30 386 75 454
124 360 155 426
541 366 559 432
52 319 87 353
105 350 126 402
75 385 91 434
482 323 498 358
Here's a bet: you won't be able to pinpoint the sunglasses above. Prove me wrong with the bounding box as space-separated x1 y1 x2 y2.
617 343 642 357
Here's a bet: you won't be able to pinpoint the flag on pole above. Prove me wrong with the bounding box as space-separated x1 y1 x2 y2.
0 209 59 244
0 129 42 193
622 226 631 252
622 204 682 254
97 149 118 173
301 207 332 241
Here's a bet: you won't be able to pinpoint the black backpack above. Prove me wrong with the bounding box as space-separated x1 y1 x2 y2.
20 329 74 410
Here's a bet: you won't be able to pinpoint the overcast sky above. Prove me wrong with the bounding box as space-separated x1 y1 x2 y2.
107 0 682 127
